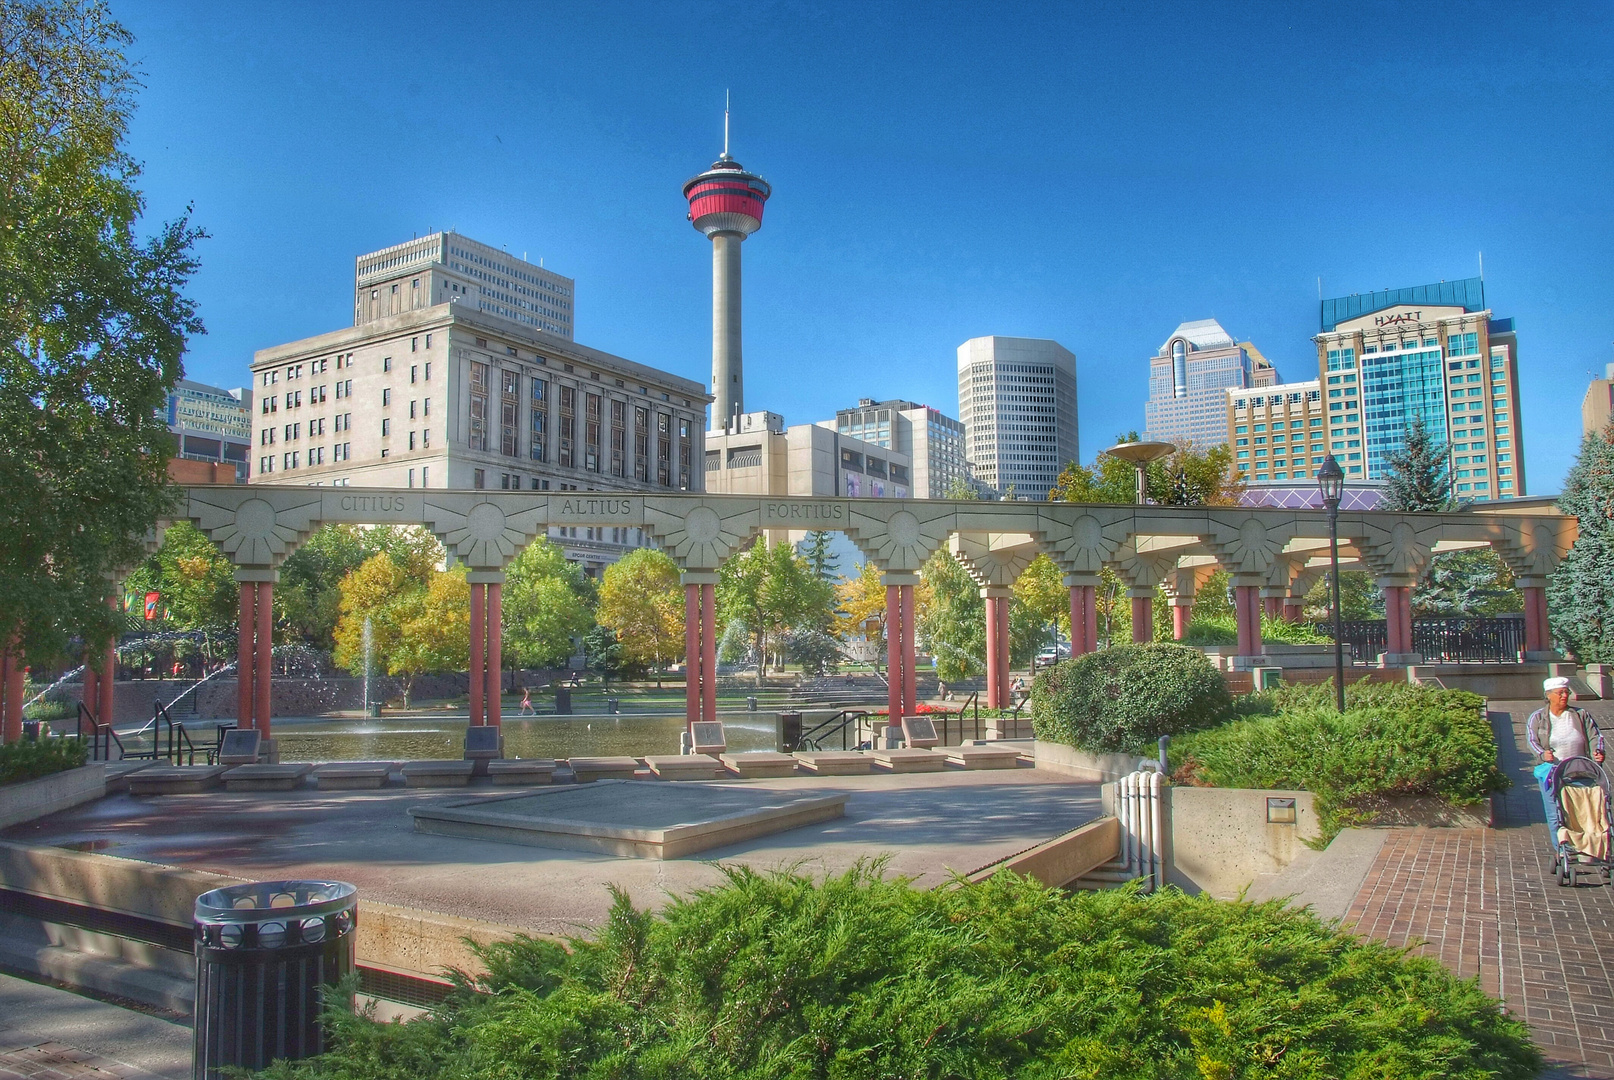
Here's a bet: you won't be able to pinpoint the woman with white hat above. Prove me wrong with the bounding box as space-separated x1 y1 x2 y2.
1526 676 1605 850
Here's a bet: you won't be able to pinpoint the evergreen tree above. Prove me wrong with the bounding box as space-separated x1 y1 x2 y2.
1549 431 1614 661
799 531 839 582
1381 415 1452 511
1415 549 1520 618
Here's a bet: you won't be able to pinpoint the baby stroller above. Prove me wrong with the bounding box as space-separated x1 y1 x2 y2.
1546 755 1614 887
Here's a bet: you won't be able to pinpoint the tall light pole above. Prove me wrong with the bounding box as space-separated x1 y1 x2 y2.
1317 455 1345 712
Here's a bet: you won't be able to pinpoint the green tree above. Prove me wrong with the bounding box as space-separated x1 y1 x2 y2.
718 538 834 683
1415 549 1520 618
1381 415 1452 512
121 521 236 633
596 548 683 675
799 531 839 581
278 525 441 651
1014 554 1070 641
501 539 595 671
1050 432 1242 506
917 548 984 682
1303 569 1384 622
1549 430 1614 661
389 566 468 706
836 560 887 662
943 477 983 500
1 0 205 664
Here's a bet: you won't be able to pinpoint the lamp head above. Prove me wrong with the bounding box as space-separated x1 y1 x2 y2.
1317 455 1345 508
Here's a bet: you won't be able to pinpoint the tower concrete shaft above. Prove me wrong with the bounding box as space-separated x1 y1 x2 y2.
711 231 744 427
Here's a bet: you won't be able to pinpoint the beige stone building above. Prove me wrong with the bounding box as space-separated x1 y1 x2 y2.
1583 361 1613 438
354 232 574 339
702 411 912 502
957 336 1078 500
1225 379 1323 483
830 398 972 498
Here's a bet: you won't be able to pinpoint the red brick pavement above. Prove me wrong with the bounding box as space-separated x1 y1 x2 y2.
1345 702 1614 1078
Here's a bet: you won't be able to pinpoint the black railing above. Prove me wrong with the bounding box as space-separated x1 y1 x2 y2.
798 709 870 751
74 702 121 762
1320 617 1526 665
151 701 201 764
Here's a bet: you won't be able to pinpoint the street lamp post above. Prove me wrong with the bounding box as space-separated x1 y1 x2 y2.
1317 455 1346 712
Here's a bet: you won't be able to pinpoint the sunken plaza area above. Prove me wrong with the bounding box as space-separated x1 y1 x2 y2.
2 767 1102 934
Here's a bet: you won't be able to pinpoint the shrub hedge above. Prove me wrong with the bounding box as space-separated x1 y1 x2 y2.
1029 643 1230 754
263 865 1539 1080
1170 681 1507 837
1177 614 1332 646
0 737 88 786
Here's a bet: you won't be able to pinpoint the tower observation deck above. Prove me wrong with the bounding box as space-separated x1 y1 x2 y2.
684 117 770 433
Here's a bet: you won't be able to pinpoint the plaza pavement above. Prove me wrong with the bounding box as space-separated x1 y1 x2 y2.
0 972 188 1080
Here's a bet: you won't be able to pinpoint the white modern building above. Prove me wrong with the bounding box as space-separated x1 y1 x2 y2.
830 398 972 499
1144 320 1278 449
957 336 1078 499
165 379 253 481
355 232 574 339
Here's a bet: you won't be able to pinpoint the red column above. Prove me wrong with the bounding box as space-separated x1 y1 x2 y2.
468 582 485 725
254 581 273 738
99 635 115 728
1282 599 1302 623
1522 585 1547 655
1172 603 1191 640
700 584 717 724
1 642 20 744
486 582 502 728
901 584 916 719
81 663 98 725
1131 595 1152 644
1263 595 1282 619
886 584 902 723
1233 585 1259 657
684 583 699 733
983 594 1000 709
237 582 255 731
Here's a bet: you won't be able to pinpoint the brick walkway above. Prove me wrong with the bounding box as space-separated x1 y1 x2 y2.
1346 701 1614 1078
0 1042 158 1080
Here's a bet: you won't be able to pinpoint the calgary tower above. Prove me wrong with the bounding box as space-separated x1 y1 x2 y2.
683 102 771 433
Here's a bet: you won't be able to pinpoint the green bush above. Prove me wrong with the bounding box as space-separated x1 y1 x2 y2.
0 737 88 786
23 698 73 722
262 865 1540 1080
1170 681 1506 838
1178 614 1332 646
1030 643 1230 753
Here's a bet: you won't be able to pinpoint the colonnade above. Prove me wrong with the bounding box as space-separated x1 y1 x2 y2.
0 488 1574 747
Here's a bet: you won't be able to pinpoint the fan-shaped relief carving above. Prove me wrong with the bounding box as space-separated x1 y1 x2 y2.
424 497 548 570
948 533 1044 589
845 504 956 573
1035 508 1132 576
642 500 761 571
187 491 320 567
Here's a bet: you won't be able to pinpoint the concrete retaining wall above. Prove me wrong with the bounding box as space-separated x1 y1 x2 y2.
1164 786 1321 898
1033 741 1149 782
0 766 106 830
967 817 1120 888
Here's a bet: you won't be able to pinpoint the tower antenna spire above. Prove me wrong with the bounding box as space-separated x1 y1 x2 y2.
724 90 730 157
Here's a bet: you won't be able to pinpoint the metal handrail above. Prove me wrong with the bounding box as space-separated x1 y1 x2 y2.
798 709 870 752
73 702 122 762
151 701 200 765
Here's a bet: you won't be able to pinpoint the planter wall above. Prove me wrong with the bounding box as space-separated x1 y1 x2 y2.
1033 741 1149 782
0 765 105 830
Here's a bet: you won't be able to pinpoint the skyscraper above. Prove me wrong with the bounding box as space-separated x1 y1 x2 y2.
1313 277 1524 499
1144 319 1278 448
683 112 771 433
957 336 1078 500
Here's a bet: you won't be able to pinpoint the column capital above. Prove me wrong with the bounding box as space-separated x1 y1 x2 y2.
680 571 720 585
1125 588 1157 600
1062 573 1102 589
979 585 1013 599
882 572 921 587
465 571 506 584
1374 575 1417 590
233 567 279 584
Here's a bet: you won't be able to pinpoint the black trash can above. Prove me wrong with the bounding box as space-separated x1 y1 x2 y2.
554 686 573 714
777 710 803 753
193 880 357 1080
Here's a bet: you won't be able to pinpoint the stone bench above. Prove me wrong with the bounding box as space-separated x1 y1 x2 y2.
223 763 313 791
401 760 476 788
567 756 641 782
793 751 872 776
719 752 799 779
127 765 229 795
104 761 154 793
944 745 1023 770
645 754 723 781
487 759 557 785
313 762 395 790
870 748 947 773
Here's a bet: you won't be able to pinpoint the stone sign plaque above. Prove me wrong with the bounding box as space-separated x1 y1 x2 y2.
690 721 727 754
901 715 939 749
464 726 502 759
218 728 261 765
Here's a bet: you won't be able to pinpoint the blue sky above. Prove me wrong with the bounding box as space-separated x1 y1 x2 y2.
120 1 1614 493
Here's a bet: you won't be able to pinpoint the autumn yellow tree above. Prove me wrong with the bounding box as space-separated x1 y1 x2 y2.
597 548 683 674
836 560 887 660
331 553 414 675
390 568 469 706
